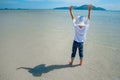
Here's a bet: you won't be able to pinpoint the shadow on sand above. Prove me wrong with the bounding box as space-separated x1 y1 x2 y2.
17 64 80 77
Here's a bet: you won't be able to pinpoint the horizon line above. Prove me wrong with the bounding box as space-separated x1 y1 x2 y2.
0 8 120 11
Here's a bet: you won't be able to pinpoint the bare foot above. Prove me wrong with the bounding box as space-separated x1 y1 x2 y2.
69 61 73 65
79 60 83 66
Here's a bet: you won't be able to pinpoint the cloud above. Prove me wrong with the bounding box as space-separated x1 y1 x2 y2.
98 3 120 10
26 0 100 3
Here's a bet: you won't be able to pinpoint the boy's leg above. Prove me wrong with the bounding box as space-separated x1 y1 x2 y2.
70 41 77 65
78 42 84 65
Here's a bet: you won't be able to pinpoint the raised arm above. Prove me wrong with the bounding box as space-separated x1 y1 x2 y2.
69 6 74 20
88 4 92 20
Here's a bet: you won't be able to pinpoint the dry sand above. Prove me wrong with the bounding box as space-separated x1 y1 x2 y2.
0 26 120 80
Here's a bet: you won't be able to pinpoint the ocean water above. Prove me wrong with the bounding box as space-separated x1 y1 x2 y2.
0 10 120 51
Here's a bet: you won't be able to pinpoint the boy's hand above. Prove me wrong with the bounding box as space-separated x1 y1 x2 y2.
69 6 73 11
88 4 92 19
88 4 92 11
69 5 74 20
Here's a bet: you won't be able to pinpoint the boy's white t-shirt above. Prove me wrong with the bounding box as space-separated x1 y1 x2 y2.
73 16 90 42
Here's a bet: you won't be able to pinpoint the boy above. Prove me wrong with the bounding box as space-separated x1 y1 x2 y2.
69 4 92 66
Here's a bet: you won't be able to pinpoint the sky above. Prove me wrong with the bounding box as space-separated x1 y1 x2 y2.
0 0 120 10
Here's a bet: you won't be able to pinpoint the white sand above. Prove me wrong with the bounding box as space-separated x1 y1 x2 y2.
0 26 120 80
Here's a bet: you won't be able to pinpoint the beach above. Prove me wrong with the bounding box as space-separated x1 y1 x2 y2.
0 10 120 80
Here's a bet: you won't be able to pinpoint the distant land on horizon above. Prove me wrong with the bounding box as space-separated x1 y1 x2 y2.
54 5 106 11
0 8 29 10
1 5 119 11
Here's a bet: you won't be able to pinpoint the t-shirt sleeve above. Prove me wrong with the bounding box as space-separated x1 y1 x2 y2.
72 18 77 27
73 18 76 23
85 17 90 25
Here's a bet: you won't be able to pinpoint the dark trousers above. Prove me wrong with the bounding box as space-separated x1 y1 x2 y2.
71 40 84 59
